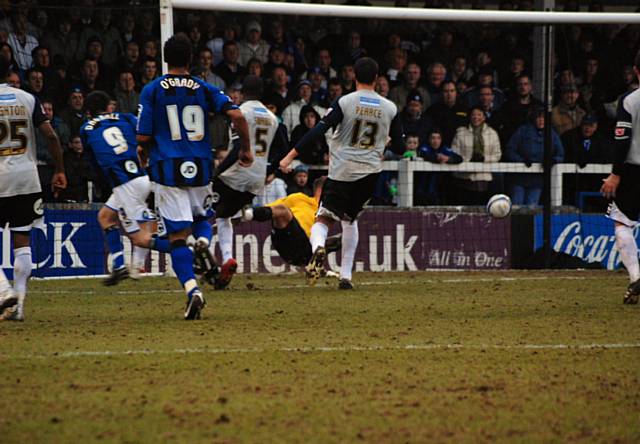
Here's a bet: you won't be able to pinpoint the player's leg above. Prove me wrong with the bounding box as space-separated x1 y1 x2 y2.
326 173 378 289
156 184 205 319
606 174 640 304
5 231 32 320
0 268 18 313
338 220 358 290
98 204 129 286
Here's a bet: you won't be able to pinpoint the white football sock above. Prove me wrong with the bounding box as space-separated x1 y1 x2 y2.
132 245 148 269
615 224 640 283
13 247 32 300
310 222 329 252
0 268 12 293
340 220 359 281
216 218 234 263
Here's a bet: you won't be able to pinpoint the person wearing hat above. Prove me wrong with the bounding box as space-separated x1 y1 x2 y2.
287 163 313 197
59 86 86 136
238 20 270 66
552 83 587 135
399 89 434 148
562 113 611 207
504 107 564 205
281 79 327 137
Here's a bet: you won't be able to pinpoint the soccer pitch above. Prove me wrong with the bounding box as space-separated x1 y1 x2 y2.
1 271 639 443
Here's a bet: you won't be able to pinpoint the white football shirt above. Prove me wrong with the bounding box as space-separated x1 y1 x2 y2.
219 100 279 194
0 83 46 197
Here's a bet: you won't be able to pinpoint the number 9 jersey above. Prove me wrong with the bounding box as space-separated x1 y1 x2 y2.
136 75 237 187
80 113 145 188
0 85 47 198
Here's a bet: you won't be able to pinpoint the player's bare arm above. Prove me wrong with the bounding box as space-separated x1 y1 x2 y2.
226 108 253 167
38 120 67 196
279 148 298 173
136 135 151 168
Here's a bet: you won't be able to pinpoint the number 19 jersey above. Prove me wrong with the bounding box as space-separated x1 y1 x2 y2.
137 74 237 187
0 84 47 198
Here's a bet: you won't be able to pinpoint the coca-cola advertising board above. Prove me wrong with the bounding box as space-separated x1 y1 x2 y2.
534 214 625 270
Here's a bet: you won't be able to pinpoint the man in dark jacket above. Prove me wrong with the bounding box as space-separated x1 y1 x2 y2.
561 113 611 207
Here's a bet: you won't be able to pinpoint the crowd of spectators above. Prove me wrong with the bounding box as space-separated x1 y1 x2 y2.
2 1 639 207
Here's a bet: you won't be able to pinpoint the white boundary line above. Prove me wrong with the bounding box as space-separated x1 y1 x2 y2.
27 274 613 295
5 343 640 360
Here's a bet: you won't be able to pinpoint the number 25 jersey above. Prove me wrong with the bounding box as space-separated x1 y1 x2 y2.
137 74 237 187
0 84 47 198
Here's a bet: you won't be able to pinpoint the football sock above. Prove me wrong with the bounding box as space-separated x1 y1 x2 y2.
150 235 170 253
252 206 272 222
132 245 148 270
340 221 358 281
615 224 640 283
192 219 213 247
0 268 12 293
13 247 32 298
104 226 125 270
310 222 329 252
170 240 198 296
216 217 234 263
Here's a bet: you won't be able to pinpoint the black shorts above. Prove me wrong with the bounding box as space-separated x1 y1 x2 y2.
271 216 312 266
612 164 640 222
211 178 255 219
320 173 380 221
0 192 44 229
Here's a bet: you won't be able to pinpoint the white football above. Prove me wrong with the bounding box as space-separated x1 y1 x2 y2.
486 194 512 218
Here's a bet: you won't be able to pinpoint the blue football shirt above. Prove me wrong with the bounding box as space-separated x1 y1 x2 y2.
80 112 145 188
137 74 237 186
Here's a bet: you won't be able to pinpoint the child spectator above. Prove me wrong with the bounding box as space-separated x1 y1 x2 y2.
416 130 462 205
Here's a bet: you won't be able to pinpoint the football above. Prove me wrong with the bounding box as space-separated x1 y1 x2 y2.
486 194 512 218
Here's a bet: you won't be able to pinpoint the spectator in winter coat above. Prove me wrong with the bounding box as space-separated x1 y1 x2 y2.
551 83 586 135
450 107 502 204
290 105 328 166
504 107 564 205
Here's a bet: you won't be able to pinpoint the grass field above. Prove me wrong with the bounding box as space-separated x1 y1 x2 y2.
1 270 639 443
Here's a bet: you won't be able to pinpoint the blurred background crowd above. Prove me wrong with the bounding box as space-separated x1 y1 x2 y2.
2 0 638 208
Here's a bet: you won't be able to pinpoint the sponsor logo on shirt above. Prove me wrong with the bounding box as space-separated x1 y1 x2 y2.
359 96 380 107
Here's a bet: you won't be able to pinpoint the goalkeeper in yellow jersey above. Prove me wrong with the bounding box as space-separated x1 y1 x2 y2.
242 176 341 267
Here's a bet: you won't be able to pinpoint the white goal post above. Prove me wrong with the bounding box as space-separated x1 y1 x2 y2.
161 0 640 71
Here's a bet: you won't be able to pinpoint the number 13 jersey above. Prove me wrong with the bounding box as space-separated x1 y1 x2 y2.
0 84 47 197
324 90 399 182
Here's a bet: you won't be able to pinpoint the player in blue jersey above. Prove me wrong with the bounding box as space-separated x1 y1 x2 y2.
137 34 252 320
81 91 170 286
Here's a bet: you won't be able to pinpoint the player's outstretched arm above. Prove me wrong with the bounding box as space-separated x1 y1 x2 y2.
227 109 253 167
136 135 152 168
38 121 67 196
279 148 299 173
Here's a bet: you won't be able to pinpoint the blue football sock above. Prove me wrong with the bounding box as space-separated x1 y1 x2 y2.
150 235 170 253
170 241 198 292
104 226 125 270
192 218 212 244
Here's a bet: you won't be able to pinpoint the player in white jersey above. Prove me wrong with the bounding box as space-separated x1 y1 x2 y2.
280 57 404 289
212 75 288 288
0 58 67 321
601 49 640 304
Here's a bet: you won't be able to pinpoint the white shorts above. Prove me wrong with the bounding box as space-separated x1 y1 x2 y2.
154 184 213 234
105 176 154 233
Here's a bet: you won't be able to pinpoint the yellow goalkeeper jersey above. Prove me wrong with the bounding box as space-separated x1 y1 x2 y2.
266 193 318 237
